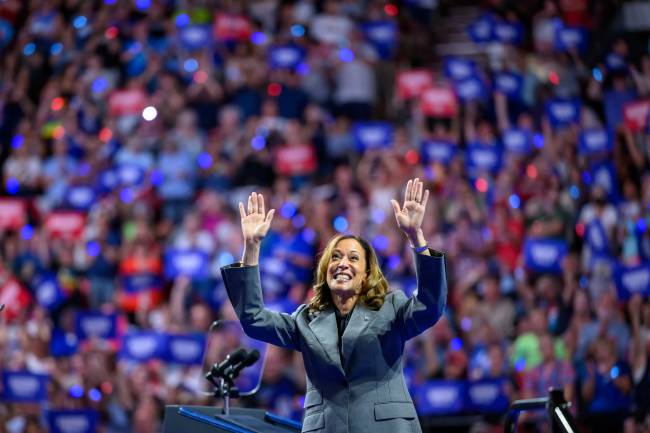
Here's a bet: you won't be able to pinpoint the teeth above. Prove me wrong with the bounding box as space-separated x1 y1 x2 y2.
335 274 351 281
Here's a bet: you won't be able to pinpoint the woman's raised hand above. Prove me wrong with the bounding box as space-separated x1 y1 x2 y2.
239 192 275 245
390 178 429 241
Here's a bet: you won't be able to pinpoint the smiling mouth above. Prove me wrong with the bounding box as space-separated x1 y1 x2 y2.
332 272 353 282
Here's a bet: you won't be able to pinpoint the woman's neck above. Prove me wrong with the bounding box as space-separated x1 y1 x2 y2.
332 291 358 315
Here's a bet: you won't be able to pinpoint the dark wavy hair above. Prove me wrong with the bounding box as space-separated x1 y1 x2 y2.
308 234 389 312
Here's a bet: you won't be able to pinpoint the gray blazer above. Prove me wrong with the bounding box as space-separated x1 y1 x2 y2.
221 251 447 433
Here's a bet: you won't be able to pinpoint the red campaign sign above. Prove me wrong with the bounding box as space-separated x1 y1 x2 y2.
397 70 433 100
275 145 317 176
108 88 147 117
420 86 458 117
623 100 650 132
214 13 252 41
44 211 86 239
0 278 31 321
0 198 26 229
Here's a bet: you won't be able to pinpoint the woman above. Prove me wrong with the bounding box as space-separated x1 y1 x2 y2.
221 178 447 433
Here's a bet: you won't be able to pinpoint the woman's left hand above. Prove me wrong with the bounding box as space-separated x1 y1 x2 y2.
391 178 429 241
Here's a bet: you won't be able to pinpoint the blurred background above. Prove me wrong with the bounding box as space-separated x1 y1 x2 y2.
0 0 650 432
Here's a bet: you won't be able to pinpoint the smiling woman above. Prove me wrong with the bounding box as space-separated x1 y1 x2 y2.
221 178 447 433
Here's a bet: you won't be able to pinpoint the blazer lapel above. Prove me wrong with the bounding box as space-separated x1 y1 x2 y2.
341 304 376 370
307 308 345 376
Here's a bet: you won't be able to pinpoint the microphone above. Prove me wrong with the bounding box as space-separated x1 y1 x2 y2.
232 349 260 376
207 348 248 380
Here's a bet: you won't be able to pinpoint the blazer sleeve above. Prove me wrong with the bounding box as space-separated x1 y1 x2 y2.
221 263 302 351
394 249 448 340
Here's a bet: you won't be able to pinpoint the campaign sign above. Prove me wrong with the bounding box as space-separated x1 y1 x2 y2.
466 144 502 173
555 26 588 53
164 249 209 279
75 311 118 341
466 379 510 413
34 274 66 311
64 185 96 211
494 72 523 98
97 168 119 194
421 140 457 165
493 21 523 45
179 25 211 51
546 98 581 127
585 220 610 256
45 212 86 240
397 69 433 100
214 13 251 41
614 262 650 300
590 161 620 202
268 44 305 70
605 53 626 72
467 15 494 44
121 274 162 294
579 129 612 155
414 381 466 415
623 100 650 132
502 129 531 155
523 238 568 274
2 371 49 402
47 410 98 433
117 164 145 187
420 86 458 117
361 20 397 60
163 333 206 365
274 144 317 176
353 122 394 151
454 77 487 102
443 57 477 82
120 331 165 362
108 89 146 117
0 198 26 229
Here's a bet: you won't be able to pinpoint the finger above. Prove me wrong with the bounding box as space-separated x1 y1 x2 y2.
247 194 253 214
265 209 275 223
415 179 423 202
239 202 246 219
257 194 266 215
251 191 258 213
405 179 413 202
421 189 430 208
390 199 401 215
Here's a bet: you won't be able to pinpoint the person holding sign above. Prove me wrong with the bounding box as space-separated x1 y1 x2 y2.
221 178 447 433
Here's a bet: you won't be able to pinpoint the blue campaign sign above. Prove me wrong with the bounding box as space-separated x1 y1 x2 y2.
523 238 568 274
116 164 145 187
605 53 627 72
492 21 523 45
467 15 494 44
120 331 165 362
466 144 502 173
97 168 119 194
361 21 397 60
614 263 650 300
179 25 212 50
494 72 523 98
353 122 394 151
454 77 487 102
34 274 66 311
414 381 466 415
421 140 457 165
121 274 162 293
555 26 588 53
585 220 611 256
50 329 79 358
502 129 531 155
75 311 118 341
163 333 206 365
64 185 96 210
466 379 510 413
268 44 305 70
579 129 612 155
164 249 210 279
2 371 49 402
546 98 581 127
47 410 98 433
443 57 477 82
590 160 620 203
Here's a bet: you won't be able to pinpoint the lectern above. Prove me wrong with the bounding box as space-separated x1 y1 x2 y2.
162 405 302 433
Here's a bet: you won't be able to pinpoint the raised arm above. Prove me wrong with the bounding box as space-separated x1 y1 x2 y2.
390 178 447 338
221 192 302 350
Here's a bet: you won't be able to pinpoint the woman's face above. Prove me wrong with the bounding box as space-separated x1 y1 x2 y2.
327 238 367 295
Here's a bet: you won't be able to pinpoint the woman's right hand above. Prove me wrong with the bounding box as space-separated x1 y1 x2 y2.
239 192 275 245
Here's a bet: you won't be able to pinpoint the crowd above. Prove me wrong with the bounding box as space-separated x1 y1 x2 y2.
0 0 649 432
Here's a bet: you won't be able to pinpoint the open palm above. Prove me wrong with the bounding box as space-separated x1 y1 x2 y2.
240 192 275 244
391 178 429 237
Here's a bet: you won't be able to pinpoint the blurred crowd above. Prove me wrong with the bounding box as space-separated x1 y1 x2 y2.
0 0 649 432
